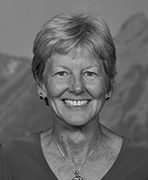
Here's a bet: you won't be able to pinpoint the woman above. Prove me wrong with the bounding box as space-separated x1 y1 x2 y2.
1 12 148 180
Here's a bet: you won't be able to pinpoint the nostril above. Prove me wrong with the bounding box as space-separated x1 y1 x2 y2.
69 84 85 94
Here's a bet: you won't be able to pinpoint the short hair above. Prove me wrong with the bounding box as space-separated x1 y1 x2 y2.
32 12 116 92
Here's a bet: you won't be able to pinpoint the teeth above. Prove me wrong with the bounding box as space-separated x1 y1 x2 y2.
64 100 89 106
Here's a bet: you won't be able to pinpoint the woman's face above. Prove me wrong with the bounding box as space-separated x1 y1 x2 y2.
41 50 108 126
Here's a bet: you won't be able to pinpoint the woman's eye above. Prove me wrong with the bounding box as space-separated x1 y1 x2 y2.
84 71 97 77
55 71 68 77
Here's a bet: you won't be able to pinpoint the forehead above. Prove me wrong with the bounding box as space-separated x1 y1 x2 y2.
47 48 103 68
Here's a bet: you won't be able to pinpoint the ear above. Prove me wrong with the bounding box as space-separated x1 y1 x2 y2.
37 82 47 99
106 79 115 99
110 79 115 95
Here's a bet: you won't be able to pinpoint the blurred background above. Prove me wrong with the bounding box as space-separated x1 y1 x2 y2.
0 0 148 145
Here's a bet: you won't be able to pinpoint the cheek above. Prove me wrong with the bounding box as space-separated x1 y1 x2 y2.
45 79 67 98
87 79 107 98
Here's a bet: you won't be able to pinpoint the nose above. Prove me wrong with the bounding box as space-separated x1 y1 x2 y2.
69 75 85 94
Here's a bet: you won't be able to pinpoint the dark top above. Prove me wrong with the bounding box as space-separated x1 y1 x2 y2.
0 132 148 180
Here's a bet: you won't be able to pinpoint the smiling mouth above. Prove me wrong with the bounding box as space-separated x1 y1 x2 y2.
63 99 91 107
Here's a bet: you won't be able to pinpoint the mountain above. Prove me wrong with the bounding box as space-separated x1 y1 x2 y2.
0 54 52 143
0 13 148 145
100 13 148 145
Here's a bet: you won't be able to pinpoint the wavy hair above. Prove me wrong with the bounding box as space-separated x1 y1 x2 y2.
32 12 116 92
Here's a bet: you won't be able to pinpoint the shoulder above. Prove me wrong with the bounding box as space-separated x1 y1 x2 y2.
122 137 148 161
101 125 148 158
0 132 42 174
1 132 40 157
112 138 148 178
116 137 148 173
124 137 148 155
0 133 40 179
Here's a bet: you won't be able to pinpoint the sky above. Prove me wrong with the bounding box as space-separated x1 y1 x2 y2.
0 0 148 58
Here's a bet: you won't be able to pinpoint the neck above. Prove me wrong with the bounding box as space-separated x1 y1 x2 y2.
52 114 103 167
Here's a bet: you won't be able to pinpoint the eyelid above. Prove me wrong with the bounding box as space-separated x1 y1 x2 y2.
84 70 98 76
54 71 69 77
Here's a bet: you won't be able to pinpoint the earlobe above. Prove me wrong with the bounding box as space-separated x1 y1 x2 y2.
37 83 47 99
105 92 111 100
105 79 115 100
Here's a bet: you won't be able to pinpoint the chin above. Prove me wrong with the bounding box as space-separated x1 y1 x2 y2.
51 99 102 126
64 121 89 127
58 112 96 127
